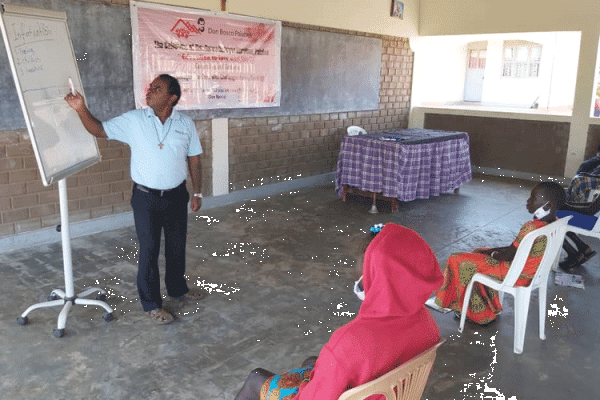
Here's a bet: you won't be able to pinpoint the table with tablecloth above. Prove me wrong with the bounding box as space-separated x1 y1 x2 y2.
335 128 472 203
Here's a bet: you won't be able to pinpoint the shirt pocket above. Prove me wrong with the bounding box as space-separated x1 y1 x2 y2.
170 128 191 151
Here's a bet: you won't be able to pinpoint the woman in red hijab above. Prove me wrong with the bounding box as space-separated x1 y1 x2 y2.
234 224 443 400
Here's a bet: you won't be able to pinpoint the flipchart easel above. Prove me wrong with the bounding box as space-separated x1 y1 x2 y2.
1 4 113 337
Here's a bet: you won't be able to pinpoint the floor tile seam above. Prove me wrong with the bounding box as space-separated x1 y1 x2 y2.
435 206 524 254
197 339 274 374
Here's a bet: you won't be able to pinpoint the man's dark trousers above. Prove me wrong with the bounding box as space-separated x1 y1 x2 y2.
131 182 190 312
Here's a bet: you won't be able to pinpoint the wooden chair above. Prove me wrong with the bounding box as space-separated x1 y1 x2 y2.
459 216 571 354
337 341 444 400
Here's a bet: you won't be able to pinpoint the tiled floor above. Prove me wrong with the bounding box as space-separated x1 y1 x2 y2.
1 175 598 399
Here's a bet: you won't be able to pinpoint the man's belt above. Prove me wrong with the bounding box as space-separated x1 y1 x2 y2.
133 181 185 197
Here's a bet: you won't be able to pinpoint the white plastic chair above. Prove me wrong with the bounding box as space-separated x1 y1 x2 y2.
347 125 367 136
563 218 600 248
552 209 600 272
337 340 444 400
458 216 571 354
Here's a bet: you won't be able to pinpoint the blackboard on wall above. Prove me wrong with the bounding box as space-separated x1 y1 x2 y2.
0 3 100 185
279 28 381 115
186 27 382 120
0 1 382 128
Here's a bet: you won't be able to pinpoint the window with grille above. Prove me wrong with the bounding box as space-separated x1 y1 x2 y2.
502 41 542 78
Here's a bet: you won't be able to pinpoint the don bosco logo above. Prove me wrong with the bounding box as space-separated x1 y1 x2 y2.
171 17 205 38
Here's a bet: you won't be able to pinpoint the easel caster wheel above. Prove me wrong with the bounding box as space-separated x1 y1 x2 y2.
96 293 107 302
48 294 59 301
17 316 28 325
53 328 65 338
103 312 114 322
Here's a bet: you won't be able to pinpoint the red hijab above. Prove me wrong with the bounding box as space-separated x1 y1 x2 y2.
359 224 443 318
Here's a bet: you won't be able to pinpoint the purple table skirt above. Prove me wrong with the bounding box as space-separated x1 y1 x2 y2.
335 129 472 202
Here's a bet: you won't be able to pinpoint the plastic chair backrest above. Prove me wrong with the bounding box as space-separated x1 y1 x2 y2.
347 126 367 136
496 216 571 291
337 340 444 400
588 188 600 202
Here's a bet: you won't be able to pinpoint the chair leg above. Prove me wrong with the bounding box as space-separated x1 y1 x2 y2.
458 281 474 333
513 289 531 354
551 251 561 272
538 286 547 341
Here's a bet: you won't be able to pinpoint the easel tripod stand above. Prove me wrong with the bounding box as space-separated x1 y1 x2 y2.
17 179 114 337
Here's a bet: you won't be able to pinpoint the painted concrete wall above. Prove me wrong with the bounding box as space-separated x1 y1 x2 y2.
413 32 580 110
550 32 582 112
141 0 420 38
410 36 468 106
483 33 577 110
419 0 600 36
418 0 600 177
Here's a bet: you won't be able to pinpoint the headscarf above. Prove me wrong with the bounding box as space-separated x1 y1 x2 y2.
359 224 443 318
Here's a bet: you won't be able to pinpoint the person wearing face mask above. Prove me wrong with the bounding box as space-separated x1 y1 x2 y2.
233 224 443 400
352 223 384 301
434 181 566 325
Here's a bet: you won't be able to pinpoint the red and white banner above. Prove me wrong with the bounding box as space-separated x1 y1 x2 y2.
131 1 281 110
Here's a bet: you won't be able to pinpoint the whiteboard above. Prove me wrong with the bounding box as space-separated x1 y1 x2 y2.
0 4 100 186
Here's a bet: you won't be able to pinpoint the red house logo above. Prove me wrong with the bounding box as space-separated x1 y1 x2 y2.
245 23 275 44
171 19 202 39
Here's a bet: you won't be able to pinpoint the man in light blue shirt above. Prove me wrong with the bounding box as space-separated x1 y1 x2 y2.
66 74 204 324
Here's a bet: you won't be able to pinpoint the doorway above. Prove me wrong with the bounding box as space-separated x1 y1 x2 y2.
464 44 487 102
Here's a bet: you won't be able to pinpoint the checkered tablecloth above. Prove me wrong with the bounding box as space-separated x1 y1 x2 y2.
335 129 472 202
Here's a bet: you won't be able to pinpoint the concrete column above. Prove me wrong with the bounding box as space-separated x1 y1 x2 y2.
408 36 425 129
211 118 229 196
564 29 600 177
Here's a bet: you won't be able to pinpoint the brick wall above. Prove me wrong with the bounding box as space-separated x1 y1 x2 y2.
0 23 412 238
0 122 212 237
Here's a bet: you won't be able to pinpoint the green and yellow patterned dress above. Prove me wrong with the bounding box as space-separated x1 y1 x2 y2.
435 219 548 325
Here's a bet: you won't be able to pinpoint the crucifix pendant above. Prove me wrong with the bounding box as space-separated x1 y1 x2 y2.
158 143 163 149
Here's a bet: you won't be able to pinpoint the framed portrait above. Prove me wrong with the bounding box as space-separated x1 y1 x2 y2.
391 0 404 19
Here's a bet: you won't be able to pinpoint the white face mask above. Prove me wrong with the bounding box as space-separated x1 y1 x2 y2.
353 275 365 301
534 201 550 219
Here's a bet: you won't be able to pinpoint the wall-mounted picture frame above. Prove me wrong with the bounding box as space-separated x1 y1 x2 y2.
391 0 404 19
